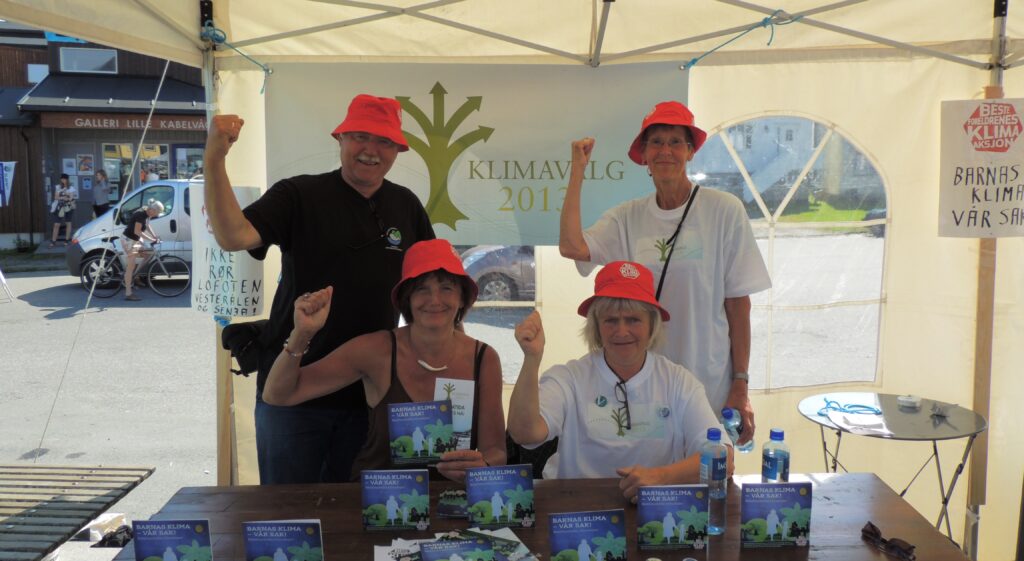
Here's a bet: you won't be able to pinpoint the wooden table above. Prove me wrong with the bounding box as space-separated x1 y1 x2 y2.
113 472 968 561
0 464 154 561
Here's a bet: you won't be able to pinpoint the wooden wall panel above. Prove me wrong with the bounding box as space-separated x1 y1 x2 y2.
0 125 46 234
0 45 48 87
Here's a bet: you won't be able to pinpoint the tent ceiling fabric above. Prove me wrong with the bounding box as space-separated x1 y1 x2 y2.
1 0 1020 69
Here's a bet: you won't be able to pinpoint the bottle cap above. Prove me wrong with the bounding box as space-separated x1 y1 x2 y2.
707 428 721 441
769 428 785 441
721 407 735 420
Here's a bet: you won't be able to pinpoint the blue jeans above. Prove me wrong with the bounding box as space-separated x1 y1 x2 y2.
255 393 369 484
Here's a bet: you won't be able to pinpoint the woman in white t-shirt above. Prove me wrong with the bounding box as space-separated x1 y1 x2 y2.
508 260 732 500
558 101 772 448
49 173 77 248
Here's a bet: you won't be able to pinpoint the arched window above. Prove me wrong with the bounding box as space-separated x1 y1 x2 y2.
690 115 887 389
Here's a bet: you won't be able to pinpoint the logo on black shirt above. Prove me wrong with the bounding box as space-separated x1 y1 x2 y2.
386 227 402 250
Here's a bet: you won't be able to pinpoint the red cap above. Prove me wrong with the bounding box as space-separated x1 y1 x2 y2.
330 94 409 152
627 101 707 164
391 239 478 308
577 261 670 320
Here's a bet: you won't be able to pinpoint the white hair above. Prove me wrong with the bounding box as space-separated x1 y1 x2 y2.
146 199 165 213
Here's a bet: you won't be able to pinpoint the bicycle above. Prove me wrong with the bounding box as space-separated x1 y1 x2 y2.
79 240 191 298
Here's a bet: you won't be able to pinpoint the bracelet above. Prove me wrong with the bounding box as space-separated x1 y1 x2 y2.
282 339 310 358
732 371 750 383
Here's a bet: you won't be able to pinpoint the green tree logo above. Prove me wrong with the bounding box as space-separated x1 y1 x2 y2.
610 408 629 437
398 83 494 229
655 238 672 261
442 382 456 401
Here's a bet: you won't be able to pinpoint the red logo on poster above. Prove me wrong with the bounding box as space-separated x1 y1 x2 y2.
963 102 1022 152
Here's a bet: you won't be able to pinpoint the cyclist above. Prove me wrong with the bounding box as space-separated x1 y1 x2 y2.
121 199 164 301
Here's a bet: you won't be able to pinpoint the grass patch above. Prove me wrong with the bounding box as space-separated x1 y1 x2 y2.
779 200 868 223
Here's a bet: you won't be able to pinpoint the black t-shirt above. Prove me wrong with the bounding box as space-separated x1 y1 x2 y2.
122 209 149 241
243 168 435 409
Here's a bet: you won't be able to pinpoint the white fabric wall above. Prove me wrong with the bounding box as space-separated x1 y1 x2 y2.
686 58 1021 560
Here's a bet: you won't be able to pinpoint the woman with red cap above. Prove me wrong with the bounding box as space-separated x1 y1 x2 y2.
559 101 771 449
262 239 505 482
508 261 731 500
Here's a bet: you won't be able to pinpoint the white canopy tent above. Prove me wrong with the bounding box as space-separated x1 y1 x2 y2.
3 1 1021 559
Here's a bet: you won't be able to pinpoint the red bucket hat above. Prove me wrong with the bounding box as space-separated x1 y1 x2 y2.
390 239 478 308
330 94 409 152
627 101 708 164
577 261 670 321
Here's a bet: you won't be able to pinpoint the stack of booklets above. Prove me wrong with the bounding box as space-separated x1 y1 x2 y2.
464 464 534 529
740 481 812 547
131 519 212 561
240 519 323 561
636 484 710 550
548 509 625 561
362 469 431 531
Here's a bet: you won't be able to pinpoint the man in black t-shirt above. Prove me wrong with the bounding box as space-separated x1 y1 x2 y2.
204 95 435 484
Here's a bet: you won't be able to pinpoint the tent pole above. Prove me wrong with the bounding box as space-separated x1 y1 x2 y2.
964 1 1007 559
203 38 237 487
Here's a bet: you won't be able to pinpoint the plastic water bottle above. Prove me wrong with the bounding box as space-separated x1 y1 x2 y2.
761 428 790 483
700 427 728 535
720 408 755 453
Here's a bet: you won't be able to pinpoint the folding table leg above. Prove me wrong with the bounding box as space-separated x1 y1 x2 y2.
934 434 977 542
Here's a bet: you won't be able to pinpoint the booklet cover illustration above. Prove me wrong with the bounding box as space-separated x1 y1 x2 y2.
741 482 812 547
362 469 431 531
636 484 710 550
548 509 626 561
420 537 494 561
437 488 469 519
437 529 523 559
465 464 535 529
132 519 211 561
241 520 323 561
389 400 462 465
434 378 475 449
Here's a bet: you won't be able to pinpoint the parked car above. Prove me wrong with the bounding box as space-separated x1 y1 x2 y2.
461 245 535 302
66 178 198 279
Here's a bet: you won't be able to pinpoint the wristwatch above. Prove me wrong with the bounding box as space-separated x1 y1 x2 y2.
732 371 750 383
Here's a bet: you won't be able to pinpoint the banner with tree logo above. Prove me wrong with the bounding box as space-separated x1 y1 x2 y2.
266 62 689 245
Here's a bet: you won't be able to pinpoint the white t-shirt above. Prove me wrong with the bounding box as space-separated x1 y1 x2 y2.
529 350 726 479
579 188 771 410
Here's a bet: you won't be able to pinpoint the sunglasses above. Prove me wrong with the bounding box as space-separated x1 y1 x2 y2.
861 521 916 561
613 379 632 431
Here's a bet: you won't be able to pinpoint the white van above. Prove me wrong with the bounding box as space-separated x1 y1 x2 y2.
65 178 199 278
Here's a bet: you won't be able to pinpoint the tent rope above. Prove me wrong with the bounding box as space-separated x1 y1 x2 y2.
201 20 273 94
681 9 803 71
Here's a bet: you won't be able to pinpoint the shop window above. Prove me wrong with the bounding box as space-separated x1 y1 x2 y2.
140 144 169 181
689 115 887 390
103 143 134 197
59 47 117 74
173 146 204 179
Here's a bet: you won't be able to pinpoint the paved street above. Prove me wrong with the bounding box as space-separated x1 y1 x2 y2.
0 271 217 560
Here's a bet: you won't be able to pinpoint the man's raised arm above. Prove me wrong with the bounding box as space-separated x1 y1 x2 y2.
204 114 263 251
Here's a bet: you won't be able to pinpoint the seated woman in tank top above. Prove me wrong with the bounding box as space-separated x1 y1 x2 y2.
263 239 506 482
